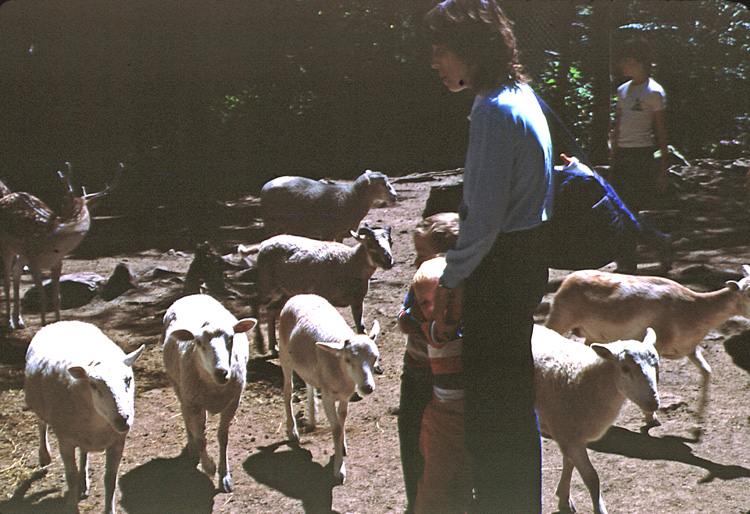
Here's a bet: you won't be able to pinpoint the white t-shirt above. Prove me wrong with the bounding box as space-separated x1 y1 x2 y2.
615 78 666 148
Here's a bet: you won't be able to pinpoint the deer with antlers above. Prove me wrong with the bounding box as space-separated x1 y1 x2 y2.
0 163 118 329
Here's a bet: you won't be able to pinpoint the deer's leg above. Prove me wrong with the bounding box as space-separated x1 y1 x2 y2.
2 253 13 328
50 261 63 322
27 261 46 326
10 256 25 329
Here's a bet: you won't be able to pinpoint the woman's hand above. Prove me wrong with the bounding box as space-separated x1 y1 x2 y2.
432 280 463 341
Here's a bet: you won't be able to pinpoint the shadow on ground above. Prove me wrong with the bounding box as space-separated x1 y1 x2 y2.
243 442 337 514
119 454 217 514
589 426 750 483
0 469 69 514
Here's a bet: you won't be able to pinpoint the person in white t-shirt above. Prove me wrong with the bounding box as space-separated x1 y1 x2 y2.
609 38 669 212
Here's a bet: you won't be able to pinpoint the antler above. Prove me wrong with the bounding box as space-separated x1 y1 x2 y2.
82 162 125 209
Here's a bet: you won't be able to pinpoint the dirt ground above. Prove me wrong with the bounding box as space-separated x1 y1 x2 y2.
1 158 750 514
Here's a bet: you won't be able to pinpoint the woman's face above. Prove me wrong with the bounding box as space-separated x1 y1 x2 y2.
430 44 473 92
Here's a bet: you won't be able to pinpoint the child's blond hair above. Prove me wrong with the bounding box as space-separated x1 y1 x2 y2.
411 257 447 317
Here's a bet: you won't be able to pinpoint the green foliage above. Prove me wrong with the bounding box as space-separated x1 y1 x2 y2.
206 0 749 183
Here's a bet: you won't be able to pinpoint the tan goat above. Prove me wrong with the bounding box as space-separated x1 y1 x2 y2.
546 266 750 423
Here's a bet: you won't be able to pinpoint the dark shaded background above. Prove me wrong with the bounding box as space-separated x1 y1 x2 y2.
0 0 747 207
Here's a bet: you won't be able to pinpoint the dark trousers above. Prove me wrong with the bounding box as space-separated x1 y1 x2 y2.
398 364 433 514
609 146 657 212
462 226 548 514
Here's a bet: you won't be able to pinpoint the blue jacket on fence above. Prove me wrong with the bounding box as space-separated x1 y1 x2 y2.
547 157 640 270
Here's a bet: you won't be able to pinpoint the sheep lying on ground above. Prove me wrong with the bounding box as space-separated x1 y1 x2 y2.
412 212 458 266
546 266 750 423
278 294 380 485
162 294 257 492
533 325 660 514
24 321 145 514
249 225 393 354
260 169 397 241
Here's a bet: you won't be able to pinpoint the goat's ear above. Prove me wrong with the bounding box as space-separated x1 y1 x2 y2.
350 230 363 240
726 280 741 291
234 318 257 334
315 341 345 354
591 344 615 361
642 327 657 347
68 366 89 380
171 329 196 342
743 264 750 278
124 345 145 367
368 320 380 342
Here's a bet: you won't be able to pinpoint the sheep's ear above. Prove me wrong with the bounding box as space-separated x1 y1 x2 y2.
350 230 363 240
124 345 145 367
743 264 750 278
68 366 88 380
234 318 257 334
357 226 374 238
591 344 615 361
368 320 380 342
642 327 657 347
726 280 741 291
171 329 195 342
316 341 345 354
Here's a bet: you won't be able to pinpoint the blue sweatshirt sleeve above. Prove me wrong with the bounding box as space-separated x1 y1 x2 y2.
441 108 516 289
440 86 553 289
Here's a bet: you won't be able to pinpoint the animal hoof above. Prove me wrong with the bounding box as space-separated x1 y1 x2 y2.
640 417 661 433
219 474 233 493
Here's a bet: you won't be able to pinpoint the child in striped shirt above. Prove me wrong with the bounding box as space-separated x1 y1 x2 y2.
407 257 472 514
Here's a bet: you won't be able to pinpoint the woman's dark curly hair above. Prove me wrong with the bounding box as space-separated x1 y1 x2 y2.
424 0 528 89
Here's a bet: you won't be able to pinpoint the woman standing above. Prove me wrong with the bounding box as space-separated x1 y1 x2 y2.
425 1 553 513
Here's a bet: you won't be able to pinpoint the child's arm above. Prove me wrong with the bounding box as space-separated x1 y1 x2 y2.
397 288 423 335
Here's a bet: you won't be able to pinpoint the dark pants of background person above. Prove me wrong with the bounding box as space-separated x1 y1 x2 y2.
462 225 548 514
398 364 433 514
608 146 657 212
608 146 673 271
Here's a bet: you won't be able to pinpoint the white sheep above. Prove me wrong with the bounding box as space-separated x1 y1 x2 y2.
545 266 750 422
250 225 393 354
24 321 145 514
260 169 397 242
161 294 257 492
533 325 660 514
412 212 458 266
278 294 380 485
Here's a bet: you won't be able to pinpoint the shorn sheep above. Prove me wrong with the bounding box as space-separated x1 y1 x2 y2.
24 321 145 514
546 266 750 423
161 294 257 492
278 294 380 485
250 225 393 353
533 325 660 514
260 169 397 241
